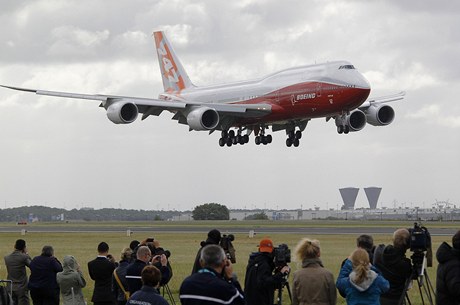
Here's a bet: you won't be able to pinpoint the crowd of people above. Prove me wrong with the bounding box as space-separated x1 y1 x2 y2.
3 228 460 305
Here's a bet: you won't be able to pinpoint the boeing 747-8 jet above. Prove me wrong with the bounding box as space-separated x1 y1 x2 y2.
2 31 404 147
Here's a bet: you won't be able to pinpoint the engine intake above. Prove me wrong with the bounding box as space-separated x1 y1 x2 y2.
187 107 219 131
365 104 395 126
335 109 366 132
106 100 138 124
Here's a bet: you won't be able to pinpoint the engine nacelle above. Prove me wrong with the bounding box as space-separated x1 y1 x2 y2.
335 109 366 132
187 107 219 131
364 104 395 126
106 100 138 124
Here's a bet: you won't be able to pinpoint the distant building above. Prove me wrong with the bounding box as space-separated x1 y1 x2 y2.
339 187 360 210
364 187 382 209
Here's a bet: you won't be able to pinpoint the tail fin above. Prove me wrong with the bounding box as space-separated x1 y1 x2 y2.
153 31 194 93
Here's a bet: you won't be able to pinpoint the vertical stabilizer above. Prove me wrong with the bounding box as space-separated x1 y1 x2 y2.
153 31 194 93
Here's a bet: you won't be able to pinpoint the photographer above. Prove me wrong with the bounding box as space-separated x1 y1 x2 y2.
191 229 222 274
436 230 460 305
373 228 412 305
244 238 290 305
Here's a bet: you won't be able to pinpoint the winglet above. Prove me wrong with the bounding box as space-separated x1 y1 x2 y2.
153 31 194 93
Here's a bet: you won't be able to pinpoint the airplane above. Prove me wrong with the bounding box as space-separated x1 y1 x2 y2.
1 31 405 147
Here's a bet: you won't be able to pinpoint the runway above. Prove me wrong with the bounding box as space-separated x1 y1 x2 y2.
0 224 456 236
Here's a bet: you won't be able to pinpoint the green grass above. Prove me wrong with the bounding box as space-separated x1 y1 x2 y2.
0 221 446 304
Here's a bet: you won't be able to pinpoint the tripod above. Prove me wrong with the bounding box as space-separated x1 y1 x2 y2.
399 252 435 305
275 277 292 305
161 284 176 305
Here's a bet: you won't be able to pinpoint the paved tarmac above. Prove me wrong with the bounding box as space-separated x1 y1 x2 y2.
0 224 456 236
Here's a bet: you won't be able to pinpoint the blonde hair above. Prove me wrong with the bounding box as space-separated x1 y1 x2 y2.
350 248 370 284
294 238 320 261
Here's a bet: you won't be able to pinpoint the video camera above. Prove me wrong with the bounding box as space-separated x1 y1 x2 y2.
408 222 432 270
153 247 171 259
220 234 236 263
273 243 291 268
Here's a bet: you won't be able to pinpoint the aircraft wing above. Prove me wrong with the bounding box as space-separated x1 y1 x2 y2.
1 85 272 122
359 91 405 109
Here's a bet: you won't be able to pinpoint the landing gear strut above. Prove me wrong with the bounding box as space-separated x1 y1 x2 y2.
254 127 272 145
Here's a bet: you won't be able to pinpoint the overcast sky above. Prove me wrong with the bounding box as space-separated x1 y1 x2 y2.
1 0 459 212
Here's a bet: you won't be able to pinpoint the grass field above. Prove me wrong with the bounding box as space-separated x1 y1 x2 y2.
1 220 455 304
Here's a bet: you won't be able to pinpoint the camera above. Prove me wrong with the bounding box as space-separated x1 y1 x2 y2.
273 243 291 267
220 234 236 263
153 247 171 259
408 222 432 270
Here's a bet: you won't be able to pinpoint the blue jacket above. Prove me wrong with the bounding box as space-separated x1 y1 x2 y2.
336 259 389 305
180 268 244 305
127 286 168 305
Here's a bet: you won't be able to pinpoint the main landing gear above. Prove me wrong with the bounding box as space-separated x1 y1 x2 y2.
286 129 302 147
218 129 250 147
254 128 272 146
337 125 350 134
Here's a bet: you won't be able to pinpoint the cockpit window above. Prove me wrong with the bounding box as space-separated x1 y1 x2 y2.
339 65 355 70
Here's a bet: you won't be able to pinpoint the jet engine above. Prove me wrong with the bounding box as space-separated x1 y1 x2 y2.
364 104 395 126
106 100 139 124
335 109 366 133
187 107 220 131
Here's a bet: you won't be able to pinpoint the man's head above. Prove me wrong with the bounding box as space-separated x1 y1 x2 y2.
136 246 152 263
14 239 26 251
41 245 54 257
200 244 226 270
452 230 460 250
393 228 410 250
97 242 109 254
357 234 374 251
258 238 274 254
206 229 221 244
141 265 162 288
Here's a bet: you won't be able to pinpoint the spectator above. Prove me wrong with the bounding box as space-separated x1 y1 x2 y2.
180 244 244 305
337 248 389 305
127 265 168 305
191 229 221 274
292 238 336 305
28 245 63 305
113 248 133 305
244 238 289 305
56 255 86 305
373 228 412 305
88 242 116 305
4 239 32 305
436 229 460 305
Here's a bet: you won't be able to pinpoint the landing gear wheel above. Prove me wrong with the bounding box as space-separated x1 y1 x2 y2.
228 130 235 138
337 125 344 134
226 138 232 147
219 138 225 147
221 130 228 138
266 134 272 144
255 136 261 145
243 135 249 143
293 139 300 147
295 130 302 140
344 125 350 134
286 138 292 147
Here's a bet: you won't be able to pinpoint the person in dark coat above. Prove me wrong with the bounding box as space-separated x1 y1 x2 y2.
191 229 221 274
113 248 133 305
28 245 63 305
373 228 412 305
244 238 290 305
4 239 32 305
127 265 168 305
87 242 116 305
436 230 460 305
180 244 244 305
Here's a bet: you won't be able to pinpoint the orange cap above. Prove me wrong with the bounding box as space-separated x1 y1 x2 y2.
259 238 274 253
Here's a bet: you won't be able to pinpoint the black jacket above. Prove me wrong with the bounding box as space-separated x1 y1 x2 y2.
88 256 116 303
126 260 171 295
127 286 168 305
28 255 62 290
373 244 412 302
244 252 285 305
436 242 460 305
180 267 244 305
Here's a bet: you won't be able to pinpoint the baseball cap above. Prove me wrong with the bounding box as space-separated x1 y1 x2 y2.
259 238 274 253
